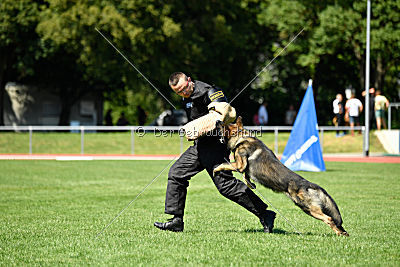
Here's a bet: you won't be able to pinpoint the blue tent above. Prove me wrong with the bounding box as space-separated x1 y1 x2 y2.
281 80 325 172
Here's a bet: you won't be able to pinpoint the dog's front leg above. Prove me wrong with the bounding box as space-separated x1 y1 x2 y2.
233 148 247 173
213 149 247 176
213 163 237 176
233 151 255 189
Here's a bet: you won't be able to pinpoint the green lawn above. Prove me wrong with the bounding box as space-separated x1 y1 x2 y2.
0 130 385 155
0 160 399 265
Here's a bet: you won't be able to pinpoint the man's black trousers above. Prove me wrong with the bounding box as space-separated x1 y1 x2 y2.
164 136 268 217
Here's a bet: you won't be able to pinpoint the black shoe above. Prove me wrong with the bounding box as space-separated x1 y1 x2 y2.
154 217 184 232
259 210 276 233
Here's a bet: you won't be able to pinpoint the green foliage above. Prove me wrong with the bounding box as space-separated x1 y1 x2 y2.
0 0 41 77
256 0 400 124
0 0 399 125
0 160 399 265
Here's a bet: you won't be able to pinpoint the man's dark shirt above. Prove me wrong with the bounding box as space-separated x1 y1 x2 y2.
183 80 227 122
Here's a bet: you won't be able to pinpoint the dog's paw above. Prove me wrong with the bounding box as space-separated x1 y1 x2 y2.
213 165 223 176
340 231 350 237
212 169 219 177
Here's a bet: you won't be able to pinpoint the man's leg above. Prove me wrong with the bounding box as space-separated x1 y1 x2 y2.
356 117 361 134
349 117 355 136
154 145 204 231
337 114 345 136
382 112 387 129
335 114 339 135
198 139 276 232
376 117 381 130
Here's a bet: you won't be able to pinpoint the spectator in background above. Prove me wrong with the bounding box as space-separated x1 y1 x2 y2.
258 101 268 126
362 87 376 129
104 109 113 126
374 90 390 130
332 94 345 137
252 113 260 126
285 104 297 125
137 105 147 126
116 112 129 126
345 93 363 136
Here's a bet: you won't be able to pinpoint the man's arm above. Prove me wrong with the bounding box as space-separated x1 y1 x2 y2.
182 87 236 140
207 86 227 103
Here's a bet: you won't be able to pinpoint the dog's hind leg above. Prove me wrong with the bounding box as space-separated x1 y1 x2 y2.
309 205 347 236
286 181 308 210
243 173 256 189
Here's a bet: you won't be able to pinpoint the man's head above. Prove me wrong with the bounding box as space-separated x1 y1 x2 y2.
336 94 343 101
375 90 381 96
169 72 194 98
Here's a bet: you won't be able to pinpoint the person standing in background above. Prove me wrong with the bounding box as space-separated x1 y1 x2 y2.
345 93 363 136
332 94 345 137
116 112 129 126
104 109 113 126
285 104 296 125
374 90 390 130
258 101 268 126
137 105 147 126
362 88 376 129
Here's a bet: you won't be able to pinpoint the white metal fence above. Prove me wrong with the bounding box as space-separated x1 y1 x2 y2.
0 125 365 155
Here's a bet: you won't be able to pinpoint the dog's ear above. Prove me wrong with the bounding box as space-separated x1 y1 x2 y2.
236 116 243 128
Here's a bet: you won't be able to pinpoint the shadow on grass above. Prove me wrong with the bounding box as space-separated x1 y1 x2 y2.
226 228 314 236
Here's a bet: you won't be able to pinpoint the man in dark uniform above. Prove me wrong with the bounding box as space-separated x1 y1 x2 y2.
154 72 276 232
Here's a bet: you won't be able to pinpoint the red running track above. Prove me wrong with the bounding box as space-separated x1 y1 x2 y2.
323 155 400 163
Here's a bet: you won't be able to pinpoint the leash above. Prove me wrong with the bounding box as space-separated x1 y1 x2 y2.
228 27 305 105
95 156 178 239
224 158 303 235
95 27 177 109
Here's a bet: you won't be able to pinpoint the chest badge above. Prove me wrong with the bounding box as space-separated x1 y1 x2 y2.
186 102 193 108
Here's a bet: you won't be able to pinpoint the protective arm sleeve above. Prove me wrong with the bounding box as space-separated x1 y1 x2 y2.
182 102 236 140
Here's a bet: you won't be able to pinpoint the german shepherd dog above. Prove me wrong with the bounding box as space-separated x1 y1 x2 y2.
213 117 349 236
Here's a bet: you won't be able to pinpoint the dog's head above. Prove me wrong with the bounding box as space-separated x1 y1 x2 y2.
217 116 244 141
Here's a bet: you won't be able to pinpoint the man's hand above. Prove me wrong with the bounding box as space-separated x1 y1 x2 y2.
207 102 236 124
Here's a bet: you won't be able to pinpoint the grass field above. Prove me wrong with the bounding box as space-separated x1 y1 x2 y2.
0 130 385 155
1 160 399 265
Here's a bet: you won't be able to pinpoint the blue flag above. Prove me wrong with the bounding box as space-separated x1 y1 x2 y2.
281 80 325 172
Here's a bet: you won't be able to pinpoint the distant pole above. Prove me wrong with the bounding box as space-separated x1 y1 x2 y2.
364 0 371 157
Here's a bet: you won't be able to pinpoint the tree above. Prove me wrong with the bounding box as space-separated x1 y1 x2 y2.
0 0 41 125
256 0 400 124
3 0 398 126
